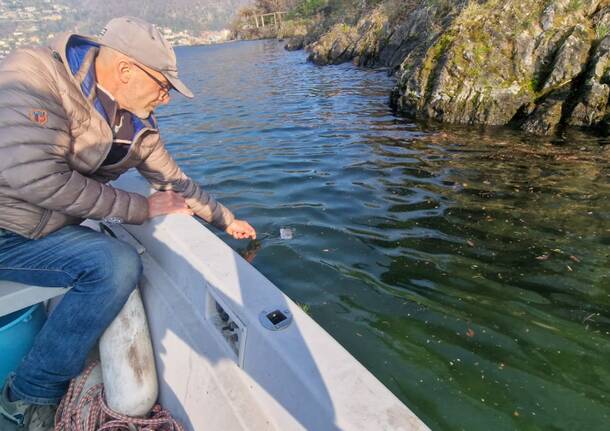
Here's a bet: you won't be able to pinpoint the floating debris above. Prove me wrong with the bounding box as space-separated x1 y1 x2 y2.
280 227 294 240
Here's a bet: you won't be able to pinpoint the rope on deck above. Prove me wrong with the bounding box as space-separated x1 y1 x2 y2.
55 361 184 431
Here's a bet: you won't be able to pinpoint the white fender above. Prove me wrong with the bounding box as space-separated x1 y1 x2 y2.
99 288 158 416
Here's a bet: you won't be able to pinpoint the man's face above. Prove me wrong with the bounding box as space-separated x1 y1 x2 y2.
123 62 171 119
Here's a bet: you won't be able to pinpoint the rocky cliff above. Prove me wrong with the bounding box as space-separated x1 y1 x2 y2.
295 0 610 136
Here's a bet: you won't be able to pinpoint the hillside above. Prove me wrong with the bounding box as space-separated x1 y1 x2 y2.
0 0 250 56
60 0 251 33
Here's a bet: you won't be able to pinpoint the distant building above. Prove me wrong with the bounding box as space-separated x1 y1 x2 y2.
0 1 235 56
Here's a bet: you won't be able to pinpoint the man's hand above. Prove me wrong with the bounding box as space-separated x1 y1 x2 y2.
226 219 256 240
147 191 194 219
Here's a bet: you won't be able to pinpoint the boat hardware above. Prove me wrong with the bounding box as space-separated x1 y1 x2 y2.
206 291 246 367
259 308 292 331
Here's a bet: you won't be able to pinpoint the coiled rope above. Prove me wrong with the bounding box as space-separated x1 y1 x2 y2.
55 362 184 431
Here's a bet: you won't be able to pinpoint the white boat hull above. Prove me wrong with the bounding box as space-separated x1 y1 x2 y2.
0 175 428 431
102 172 429 431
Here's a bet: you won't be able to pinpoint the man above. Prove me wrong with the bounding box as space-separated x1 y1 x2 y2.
0 16 256 430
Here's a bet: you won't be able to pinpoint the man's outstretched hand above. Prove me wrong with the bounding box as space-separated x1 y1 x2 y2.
226 219 256 240
147 191 256 240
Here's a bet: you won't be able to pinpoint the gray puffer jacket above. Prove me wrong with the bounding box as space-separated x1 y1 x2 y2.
0 33 235 239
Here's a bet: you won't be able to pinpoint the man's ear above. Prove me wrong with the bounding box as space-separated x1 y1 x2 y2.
117 59 132 85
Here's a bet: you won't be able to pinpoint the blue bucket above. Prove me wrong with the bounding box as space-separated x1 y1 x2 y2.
0 304 46 384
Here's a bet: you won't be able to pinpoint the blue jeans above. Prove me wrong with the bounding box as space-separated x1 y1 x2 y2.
0 225 142 405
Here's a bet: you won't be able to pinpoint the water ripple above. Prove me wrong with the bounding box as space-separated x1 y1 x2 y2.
154 41 610 431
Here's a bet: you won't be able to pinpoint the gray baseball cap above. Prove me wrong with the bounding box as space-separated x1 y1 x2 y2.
97 16 194 98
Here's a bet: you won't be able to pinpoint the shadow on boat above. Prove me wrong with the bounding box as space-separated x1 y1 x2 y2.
114 172 343 430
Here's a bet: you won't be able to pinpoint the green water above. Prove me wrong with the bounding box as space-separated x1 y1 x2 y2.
161 40 610 430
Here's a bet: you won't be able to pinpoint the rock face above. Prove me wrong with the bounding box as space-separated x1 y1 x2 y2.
308 23 361 65
298 0 610 136
285 35 306 51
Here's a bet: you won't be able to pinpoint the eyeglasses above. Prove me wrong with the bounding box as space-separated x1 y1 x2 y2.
132 63 172 96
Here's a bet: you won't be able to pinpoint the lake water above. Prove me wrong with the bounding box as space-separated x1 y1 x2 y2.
159 40 610 431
